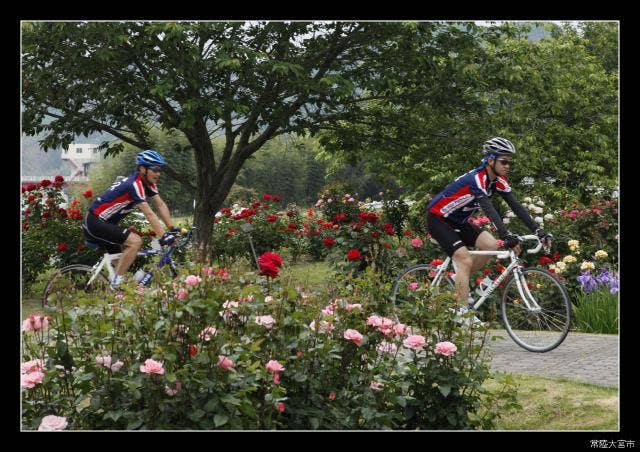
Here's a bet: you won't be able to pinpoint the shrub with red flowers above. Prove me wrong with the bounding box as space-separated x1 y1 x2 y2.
211 195 298 266
21 177 100 292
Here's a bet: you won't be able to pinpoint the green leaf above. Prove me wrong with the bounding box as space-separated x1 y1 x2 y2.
310 418 320 430
438 384 452 397
127 419 144 430
204 398 218 412
214 414 229 427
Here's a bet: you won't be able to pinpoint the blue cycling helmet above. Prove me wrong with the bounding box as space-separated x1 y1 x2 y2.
136 150 166 167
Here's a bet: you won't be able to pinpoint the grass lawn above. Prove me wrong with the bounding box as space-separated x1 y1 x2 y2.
484 373 618 430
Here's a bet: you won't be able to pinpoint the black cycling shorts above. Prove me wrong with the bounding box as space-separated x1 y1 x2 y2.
82 213 130 254
426 212 483 257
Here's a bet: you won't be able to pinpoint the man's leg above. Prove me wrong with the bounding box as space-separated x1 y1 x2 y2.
470 231 499 273
451 246 474 307
114 233 142 279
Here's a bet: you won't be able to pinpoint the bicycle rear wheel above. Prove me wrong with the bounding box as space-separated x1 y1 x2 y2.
42 265 110 310
389 264 454 318
501 267 572 352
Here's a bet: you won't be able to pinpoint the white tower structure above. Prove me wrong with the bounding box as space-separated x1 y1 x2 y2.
61 143 102 180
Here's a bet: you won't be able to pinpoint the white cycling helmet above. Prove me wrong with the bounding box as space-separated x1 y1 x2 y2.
482 137 516 155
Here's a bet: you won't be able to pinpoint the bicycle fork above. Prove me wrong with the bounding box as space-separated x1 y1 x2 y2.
511 266 543 312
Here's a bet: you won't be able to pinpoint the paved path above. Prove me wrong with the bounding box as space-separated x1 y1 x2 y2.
486 330 619 388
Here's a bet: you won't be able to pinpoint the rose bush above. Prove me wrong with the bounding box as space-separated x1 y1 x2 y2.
21 257 516 430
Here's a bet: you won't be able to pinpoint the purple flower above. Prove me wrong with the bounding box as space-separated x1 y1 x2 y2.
577 272 598 292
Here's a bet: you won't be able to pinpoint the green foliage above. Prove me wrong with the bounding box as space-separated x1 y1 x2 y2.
572 289 618 334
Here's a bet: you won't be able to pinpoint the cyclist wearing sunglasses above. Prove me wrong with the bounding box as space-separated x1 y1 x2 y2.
82 149 179 288
426 137 553 312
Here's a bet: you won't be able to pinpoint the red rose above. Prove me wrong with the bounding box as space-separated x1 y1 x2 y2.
538 256 553 265
42 211 50 218
286 211 295 218
82 189 93 199
252 201 261 208
323 237 335 247
404 229 413 236
258 252 283 278
57 242 68 251
347 249 361 261
27 195 35 203
267 214 278 222
52 181 63 188
272 195 281 202
55 175 65 183
263 194 272 200
189 345 198 357
40 179 52 188
288 223 297 229
333 213 347 222
26 184 38 192
430 259 444 266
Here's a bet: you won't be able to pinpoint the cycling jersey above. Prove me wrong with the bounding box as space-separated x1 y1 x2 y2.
427 166 511 227
89 170 158 224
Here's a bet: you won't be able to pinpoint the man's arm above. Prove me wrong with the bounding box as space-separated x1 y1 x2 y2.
149 195 174 230
499 192 539 232
137 202 166 236
477 196 510 238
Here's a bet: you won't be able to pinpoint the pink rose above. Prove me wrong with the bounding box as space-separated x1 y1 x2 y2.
276 402 285 413
370 381 385 391
201 266 214 276
21 371 45 388
38 415 68 431
393 323 408 336
264 295 274 303
199 326 218 341
255 315 276 329
343 329 363 346
435 341 458 357
176 288 189 300
266 360 285 373
411 238 423 248
377 341 398 354
366 315 383 327
184 275 202 286
309 320 334 334
329 391 336 400
165 380 182 396
21 314 49 332
408 282 419 291
21 359 46 374
345 303 362 312
403 334 426 350
217 355 235 370
139 358 165 375
110 360 124 372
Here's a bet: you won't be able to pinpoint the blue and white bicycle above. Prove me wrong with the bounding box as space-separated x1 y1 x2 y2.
42 228 193 309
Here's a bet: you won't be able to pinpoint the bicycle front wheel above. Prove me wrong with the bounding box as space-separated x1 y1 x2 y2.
501 267 572 352
389 265 454 318
42 265 110 310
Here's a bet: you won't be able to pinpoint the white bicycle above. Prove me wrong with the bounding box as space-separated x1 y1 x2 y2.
390 235 572 352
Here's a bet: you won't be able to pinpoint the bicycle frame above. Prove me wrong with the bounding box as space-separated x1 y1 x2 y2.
430 235 544 312
85 230 193 287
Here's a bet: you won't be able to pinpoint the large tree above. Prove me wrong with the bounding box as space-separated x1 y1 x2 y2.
22 21 497 262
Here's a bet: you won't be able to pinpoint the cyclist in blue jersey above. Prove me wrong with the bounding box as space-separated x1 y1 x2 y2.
82 150 179 288
426 137 553 320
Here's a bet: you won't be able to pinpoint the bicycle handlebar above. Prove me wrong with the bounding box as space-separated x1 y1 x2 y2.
518 234 543 254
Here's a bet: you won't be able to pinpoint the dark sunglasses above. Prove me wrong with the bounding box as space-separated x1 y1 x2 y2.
146 166 163 173
496 159 514 166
